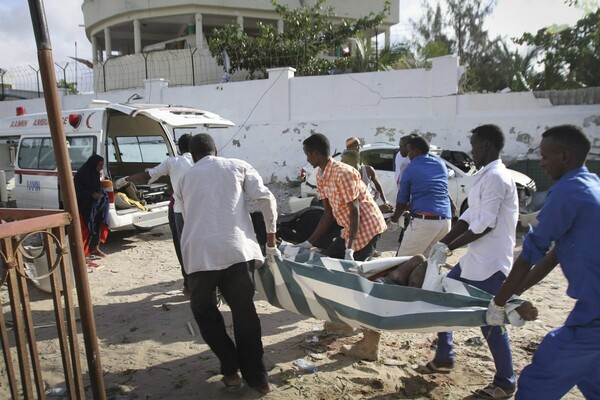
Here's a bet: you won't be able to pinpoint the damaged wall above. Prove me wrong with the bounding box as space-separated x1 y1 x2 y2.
1 55 599 185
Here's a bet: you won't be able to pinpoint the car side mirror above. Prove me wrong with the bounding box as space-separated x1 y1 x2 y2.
448 169 456 179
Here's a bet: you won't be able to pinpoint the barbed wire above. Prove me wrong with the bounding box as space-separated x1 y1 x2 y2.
0 62 94 99
1 45 358 96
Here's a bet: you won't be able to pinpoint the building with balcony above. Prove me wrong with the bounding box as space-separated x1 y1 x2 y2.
82 0 399 63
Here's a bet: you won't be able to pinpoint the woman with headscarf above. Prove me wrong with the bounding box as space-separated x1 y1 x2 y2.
74 154 109 260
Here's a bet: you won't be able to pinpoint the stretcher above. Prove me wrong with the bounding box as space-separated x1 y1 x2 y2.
254 242 525 333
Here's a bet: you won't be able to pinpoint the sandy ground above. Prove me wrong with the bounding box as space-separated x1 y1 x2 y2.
1 182 584 399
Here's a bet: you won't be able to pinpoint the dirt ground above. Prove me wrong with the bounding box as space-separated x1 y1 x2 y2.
0 183 584 399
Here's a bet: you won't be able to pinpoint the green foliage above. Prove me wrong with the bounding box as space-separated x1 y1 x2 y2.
57 79 78 94
514 8 600 90
207 0 391 77
350 35 420 72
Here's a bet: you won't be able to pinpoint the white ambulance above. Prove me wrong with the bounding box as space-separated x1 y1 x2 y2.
0 101 234 230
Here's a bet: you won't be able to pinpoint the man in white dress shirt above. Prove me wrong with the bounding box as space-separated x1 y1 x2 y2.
418 125 519 399
115 134 193 292
179 133 279 394
394 133 418 187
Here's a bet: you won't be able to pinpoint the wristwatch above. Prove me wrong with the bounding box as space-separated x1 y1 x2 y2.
445 247 453 257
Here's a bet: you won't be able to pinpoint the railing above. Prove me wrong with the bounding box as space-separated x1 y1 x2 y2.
0 209 103 399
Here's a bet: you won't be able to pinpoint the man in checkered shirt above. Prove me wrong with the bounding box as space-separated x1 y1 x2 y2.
299 133 387 361
301 133 386 261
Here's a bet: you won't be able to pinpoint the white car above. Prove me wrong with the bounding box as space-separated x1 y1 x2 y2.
289 143 537 221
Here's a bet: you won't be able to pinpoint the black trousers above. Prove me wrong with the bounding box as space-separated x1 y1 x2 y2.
168 206 188 289
188 261 268 388
324 234 380 261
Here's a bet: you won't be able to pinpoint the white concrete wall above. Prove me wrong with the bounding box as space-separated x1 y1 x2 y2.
2 55 599 183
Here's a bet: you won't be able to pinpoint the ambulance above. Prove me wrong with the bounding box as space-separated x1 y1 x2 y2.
0 101 234 230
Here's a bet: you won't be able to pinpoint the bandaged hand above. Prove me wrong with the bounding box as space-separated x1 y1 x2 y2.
296 240 313 249
265 246 281 258
344 248 355 261
428 242 449 265
115 176 129 190
486 299 506 325
386 221 400 232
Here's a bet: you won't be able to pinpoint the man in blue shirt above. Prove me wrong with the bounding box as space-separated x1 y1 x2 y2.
489 124 600 399
390 136 452 256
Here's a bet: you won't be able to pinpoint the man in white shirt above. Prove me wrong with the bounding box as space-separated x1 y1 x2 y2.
115 134 194 292
393 134 418 243
179 133 279 394
394 134 417 187
418 125 519 399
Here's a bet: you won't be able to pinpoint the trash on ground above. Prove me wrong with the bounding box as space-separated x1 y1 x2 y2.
293 358 318 373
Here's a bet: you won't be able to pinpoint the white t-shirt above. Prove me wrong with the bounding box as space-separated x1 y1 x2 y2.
179 156 277 273
394 152 410 188
146 152 193 213
457 160 518 281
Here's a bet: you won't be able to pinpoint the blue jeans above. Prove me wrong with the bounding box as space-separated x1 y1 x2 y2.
435 264 516 390
516 318 600 399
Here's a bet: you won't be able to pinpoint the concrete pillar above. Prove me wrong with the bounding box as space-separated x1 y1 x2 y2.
144 78 169 104
134 19 142 53
385 28 390 48
277 19 284 33
266 67 296 122
104 27 112 59
237 16 244 32
195 13 204 48
91 35 98 63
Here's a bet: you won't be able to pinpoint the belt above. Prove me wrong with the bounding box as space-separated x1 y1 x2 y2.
412 213 448 221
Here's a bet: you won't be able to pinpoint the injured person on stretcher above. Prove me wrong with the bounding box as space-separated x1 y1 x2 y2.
368 254 538 323
370 254 429 288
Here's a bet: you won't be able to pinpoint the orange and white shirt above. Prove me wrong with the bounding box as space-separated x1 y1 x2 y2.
316 158 386 251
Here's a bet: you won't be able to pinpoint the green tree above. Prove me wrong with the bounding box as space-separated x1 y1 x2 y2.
57 79 78 95
350 35 420 72
411 1 453 61
207 0 391 77
515 8 600 90
411 0 502 91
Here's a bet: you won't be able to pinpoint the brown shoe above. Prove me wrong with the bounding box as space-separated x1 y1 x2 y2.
251 383 272 394
222 374 243 391
341 329 381 361
323 321 355 335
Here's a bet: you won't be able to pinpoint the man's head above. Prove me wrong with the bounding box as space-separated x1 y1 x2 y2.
539 125 590 181
345 137 362 152
399 134 419 157
406 136 430 160
341 149 360 170
178 133 193 154
190 133 217 163
303 133 330 168
470 124 504 168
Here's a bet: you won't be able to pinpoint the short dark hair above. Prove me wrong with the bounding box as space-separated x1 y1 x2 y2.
190 133 216 159
542 125 590 164
407 136 430 154
178 133 193 153
303 133 330 157
471 124 505 151
400 133 419 146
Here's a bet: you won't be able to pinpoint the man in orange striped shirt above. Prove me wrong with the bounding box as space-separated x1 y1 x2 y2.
300 134 387 361
302 133 386 261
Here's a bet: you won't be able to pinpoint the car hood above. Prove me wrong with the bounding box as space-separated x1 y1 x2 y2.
508 169 536 187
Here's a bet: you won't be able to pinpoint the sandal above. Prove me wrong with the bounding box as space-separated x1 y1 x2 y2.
222 375 244 391
92 249 107 258
415 361 453 374
473 383 516 399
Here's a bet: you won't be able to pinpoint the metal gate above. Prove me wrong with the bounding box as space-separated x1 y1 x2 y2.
0 209 104 399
